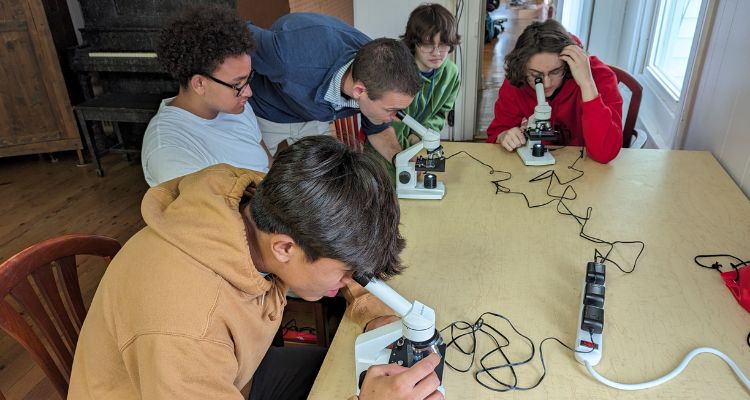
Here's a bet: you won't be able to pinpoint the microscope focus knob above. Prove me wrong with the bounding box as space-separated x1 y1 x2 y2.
399 171 411 184
423 173 437 189
532 143 545 157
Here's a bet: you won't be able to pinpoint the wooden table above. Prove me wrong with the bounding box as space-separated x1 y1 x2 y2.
309 143 750 399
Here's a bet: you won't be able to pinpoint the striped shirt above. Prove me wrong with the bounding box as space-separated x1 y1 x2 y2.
323 60 359 111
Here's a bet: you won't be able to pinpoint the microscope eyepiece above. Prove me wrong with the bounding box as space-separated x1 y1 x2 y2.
353 274 371 288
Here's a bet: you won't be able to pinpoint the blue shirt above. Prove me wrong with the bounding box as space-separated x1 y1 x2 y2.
247 13 390 135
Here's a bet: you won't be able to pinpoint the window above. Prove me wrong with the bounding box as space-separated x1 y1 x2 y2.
577 0 711 149
646 0 702 99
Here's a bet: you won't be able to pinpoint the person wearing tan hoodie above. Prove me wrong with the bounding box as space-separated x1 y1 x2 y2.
68 136 443 400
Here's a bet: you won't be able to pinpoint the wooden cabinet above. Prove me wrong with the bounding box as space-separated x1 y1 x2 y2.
0 0 82 160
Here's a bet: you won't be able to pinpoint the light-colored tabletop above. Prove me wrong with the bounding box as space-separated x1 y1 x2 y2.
309 143 750 399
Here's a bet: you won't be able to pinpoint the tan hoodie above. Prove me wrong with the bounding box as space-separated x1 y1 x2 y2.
68 164 391 399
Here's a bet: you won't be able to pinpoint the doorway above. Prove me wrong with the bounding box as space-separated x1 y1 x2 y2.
476 0 553 140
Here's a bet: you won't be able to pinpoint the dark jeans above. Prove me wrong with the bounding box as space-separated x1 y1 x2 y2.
249 345 327 400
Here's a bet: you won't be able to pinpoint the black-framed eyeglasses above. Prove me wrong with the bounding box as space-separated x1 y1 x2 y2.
206 70 255 97
527 65 566 82
417 43 453 54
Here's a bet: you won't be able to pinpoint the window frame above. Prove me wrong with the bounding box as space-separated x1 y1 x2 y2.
644 0 704 102
632 0 711 148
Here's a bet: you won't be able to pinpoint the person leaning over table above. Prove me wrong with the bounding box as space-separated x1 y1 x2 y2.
246 13 421 165
68 136 443 400
365 3 461 181
486 19 623 164
141 4 272 187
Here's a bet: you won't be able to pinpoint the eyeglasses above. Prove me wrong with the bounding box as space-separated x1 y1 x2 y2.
206 70 255 97
527 65 566 82
417 43 452 54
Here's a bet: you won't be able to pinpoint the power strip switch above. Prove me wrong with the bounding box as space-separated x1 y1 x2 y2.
575 262 605 366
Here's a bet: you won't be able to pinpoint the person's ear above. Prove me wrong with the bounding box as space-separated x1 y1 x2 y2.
269 234 296 263
190 74 207 95
351 81 367 100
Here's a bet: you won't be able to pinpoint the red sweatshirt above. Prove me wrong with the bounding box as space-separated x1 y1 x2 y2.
486 55 623 163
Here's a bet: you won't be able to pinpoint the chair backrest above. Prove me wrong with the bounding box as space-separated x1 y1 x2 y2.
333 114 364 152
0 234 121 398
608 64 642 148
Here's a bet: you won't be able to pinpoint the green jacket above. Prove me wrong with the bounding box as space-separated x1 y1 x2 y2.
365 59 461 180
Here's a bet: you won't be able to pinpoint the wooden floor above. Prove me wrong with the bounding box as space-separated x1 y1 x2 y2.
0 3 546 398
477 1 546 139
0 153 148 399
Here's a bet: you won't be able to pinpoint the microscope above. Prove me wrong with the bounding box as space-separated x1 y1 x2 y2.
393 111 446 200
517 76 559 166
353 276 447 395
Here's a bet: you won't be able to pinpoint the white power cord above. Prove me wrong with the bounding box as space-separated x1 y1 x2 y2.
584 347 750 392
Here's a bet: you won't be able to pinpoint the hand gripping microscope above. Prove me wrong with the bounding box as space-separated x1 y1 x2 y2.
393 111 446 200
353 276 447 395
518 76 560 166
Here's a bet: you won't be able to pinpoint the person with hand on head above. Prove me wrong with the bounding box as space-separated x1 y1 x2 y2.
486 19 623 163
246 13 421 164
69 135 442 400
366 3 461 181
141 4 273 187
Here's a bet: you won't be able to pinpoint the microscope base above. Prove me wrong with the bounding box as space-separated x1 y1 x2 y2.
397 181 445 200
518 144 555 166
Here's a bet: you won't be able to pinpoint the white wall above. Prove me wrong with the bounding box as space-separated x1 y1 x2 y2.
683 0 750 196
585 1 626 64
353 0 453 39
558 0 595 47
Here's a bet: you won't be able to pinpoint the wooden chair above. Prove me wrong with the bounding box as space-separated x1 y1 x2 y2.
608 64 647 148
333 114 364 152
0 234 121 398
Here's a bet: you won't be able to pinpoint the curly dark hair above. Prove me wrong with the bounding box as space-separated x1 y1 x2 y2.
250 136 405 281
157 4 255 87
504 19 576 87
401 3 461 55
352 38 421 100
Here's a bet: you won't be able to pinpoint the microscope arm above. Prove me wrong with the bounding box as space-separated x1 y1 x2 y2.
394 141 425 169
355 277 436 343
396 111 441 151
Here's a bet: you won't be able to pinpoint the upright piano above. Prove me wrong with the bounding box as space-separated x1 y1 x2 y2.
68 0 233 175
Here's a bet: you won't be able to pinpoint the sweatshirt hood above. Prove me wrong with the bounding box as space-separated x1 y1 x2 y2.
140 164 270 295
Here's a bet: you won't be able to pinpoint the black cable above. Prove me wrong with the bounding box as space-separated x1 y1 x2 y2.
280 318 316 334
440 312 595 392
695 254 749 350
490 149 644 273
446 150 508 176
694 254 749 283
445 149 644 273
